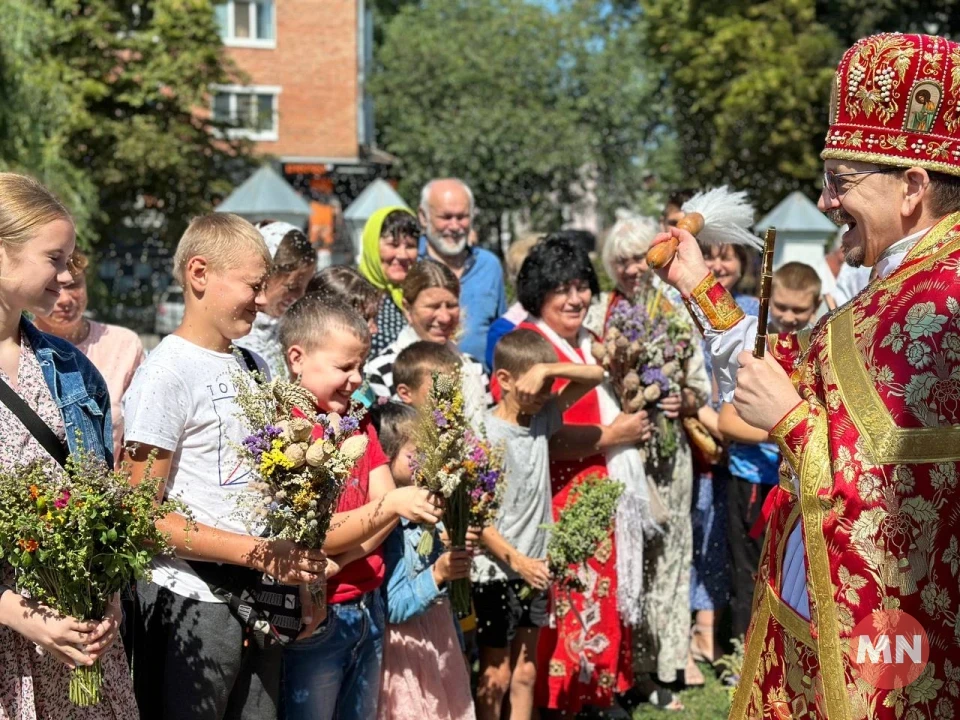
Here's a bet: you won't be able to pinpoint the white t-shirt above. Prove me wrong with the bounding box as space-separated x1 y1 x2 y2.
123 335 269 602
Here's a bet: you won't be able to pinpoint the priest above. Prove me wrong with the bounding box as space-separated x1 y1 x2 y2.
654 33 960 720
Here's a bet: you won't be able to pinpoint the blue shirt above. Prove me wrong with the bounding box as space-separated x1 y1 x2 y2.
21 318 114 468
703 295 779 486
419 238 507 369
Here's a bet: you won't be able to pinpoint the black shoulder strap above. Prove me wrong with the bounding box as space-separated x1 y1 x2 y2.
236 346 261 376
0 377 69 467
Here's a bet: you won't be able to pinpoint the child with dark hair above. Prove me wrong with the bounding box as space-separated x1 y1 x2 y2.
475 329 604 720
392 341 461 406
373 402 476 720
278 296 444 720
237 220 318 379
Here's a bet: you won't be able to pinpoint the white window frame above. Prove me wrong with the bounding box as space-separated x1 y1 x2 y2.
219 1 276 49
211 85 281 142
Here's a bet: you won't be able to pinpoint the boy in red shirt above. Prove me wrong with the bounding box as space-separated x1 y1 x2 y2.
278 294 442 720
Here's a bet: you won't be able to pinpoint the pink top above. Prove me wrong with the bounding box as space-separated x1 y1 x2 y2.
77 321 144 460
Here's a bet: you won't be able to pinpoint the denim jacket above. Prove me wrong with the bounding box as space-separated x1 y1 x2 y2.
382 520 448 625
22 319 114 468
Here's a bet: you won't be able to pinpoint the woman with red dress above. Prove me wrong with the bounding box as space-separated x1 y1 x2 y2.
510 235 654 717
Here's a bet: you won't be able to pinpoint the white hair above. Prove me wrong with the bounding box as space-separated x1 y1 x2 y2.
601 211 660 280
419 178 476 219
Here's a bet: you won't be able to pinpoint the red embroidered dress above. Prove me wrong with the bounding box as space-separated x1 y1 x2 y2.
519 321 633 712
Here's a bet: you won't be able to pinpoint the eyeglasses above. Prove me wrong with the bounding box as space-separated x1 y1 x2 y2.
821 167 902 199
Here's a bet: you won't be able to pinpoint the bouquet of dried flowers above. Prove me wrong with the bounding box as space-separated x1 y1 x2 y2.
233 374 368 610
521 473 623 599
0 449 186 706
592 279 695 465
463 428 506 530
411 368 506 614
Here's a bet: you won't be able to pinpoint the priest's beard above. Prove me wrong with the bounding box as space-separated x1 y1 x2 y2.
826 207 865 268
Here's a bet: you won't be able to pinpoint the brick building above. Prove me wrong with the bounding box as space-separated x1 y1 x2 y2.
213 0 393 253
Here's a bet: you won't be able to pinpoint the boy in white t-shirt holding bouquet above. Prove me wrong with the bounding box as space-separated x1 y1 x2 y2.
123 214 327 720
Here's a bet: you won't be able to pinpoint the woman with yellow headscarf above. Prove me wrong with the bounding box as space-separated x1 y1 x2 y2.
359 206 422 355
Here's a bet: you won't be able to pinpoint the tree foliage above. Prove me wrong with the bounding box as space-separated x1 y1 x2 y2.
371 0 667 233
0 0 252 253
636 0 841 213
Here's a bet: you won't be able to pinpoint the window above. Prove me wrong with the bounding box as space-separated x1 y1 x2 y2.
211 86 280 141
215 1 275 48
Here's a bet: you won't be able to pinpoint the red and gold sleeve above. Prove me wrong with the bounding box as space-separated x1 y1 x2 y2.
768 329 812 377
682 272 746 333
769 398 825 477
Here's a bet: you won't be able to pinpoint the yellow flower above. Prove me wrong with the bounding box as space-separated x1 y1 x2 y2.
292 489 314 511
260 439 295 477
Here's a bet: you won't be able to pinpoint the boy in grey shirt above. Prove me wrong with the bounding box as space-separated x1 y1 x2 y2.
474 329 604 720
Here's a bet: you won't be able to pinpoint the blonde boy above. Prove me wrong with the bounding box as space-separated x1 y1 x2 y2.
769 261 822 333
124 214 326 720
475 329 603 720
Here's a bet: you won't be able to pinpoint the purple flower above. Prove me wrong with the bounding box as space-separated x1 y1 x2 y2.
641 367 670 394
478 470 499 492
433 410 448 428
339 417 359 434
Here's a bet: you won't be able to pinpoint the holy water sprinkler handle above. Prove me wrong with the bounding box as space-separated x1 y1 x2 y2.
645 213 705 269
753 227 777 359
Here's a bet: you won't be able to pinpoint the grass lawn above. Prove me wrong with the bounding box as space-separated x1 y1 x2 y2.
631 664 731 720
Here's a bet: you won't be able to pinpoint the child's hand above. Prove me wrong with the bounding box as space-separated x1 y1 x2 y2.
464 526 482 553
432 549 472 586
387 486 443 525
297 584 328 640
252 539 327 585
511 555 551 591
513 364 551 406
325 556 342 579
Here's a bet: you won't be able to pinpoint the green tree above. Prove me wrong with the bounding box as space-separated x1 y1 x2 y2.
0 1 98 236
46 0 253 250
637 0 842 213
1 0 254 321
371 0 665 236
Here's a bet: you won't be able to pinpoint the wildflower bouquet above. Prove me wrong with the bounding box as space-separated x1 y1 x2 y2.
592 279 695 465
412 368 500 614
233 375 368 609
463 428 506 530
0 450 185 706
521 473 623 599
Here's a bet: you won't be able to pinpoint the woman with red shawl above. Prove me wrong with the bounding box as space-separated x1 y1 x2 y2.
510 235 654 717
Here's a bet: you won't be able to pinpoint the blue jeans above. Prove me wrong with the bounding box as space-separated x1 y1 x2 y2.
282 591 385 720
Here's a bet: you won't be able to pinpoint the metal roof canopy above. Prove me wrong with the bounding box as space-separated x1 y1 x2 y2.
755 191 837 271
216 165 311 228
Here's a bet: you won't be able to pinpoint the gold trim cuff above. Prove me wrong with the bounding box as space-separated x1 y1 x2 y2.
688 273 745 332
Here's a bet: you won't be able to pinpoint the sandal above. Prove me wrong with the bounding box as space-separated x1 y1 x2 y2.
648 688 684 711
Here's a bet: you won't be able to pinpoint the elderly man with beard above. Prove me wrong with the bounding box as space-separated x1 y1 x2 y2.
653 33 960 720
418 178 507 369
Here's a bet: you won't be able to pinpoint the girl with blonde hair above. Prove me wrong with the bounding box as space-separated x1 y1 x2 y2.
0 173 137 718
